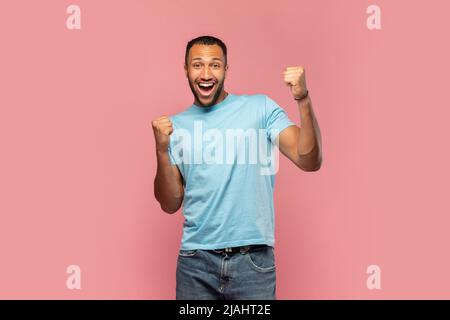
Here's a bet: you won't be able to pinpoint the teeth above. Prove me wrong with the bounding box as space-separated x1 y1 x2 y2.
199 83 214 88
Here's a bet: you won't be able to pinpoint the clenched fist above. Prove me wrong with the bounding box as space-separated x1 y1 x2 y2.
152 116 173 152
283 66 308 100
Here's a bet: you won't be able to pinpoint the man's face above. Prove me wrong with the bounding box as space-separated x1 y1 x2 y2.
185 44 228 107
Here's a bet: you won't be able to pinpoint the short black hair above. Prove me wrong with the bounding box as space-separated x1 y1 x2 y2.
185 35 227 66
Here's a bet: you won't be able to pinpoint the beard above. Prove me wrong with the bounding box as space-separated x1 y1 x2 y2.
188 78 225 108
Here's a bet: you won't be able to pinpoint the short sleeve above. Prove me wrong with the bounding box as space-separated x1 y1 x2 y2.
264 95 296 142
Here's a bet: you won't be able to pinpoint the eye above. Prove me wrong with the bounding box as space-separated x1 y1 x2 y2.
212 63 220 68
193 63 201 68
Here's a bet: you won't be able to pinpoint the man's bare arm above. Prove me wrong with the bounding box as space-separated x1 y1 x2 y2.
152 116 184 214
278 94 322 171
279 66 322 171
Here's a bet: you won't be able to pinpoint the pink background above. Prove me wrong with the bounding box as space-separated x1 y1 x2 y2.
1 0 449 299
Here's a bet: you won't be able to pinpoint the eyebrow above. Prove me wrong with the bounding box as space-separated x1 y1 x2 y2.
191 57 223 62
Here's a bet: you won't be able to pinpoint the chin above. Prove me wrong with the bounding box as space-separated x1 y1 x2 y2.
196 93 217 106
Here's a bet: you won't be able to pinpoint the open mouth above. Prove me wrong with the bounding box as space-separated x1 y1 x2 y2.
197 82 216 97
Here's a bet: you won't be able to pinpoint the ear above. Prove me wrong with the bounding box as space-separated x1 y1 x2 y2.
224 64 229 78
184 64 188 77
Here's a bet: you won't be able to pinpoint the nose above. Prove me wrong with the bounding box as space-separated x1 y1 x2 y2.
200 66 213 80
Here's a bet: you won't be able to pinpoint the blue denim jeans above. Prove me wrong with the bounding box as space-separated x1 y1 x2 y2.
176 245 276 300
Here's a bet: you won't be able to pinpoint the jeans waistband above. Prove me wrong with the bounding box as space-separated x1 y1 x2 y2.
211 244 268 254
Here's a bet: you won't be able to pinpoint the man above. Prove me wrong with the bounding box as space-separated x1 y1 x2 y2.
152 35 322 300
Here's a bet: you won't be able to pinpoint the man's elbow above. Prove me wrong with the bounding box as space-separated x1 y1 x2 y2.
297 156 322 172
155 196 181 214
156 196 183 214
306 162 322 172
154 189 183 214
295 144 323 172
160 204 180 214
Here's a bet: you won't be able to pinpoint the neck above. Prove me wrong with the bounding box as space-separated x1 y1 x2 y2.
217 90 228 103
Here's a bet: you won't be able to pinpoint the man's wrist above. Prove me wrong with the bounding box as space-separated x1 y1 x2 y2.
294 89 309 101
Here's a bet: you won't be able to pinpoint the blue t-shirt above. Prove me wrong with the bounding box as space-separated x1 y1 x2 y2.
168 93 295 250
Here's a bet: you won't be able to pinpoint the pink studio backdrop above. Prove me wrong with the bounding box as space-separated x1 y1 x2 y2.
1 0 449 299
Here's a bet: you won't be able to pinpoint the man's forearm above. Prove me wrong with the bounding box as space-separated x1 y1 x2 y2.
154 150 183 213
297 95 322 171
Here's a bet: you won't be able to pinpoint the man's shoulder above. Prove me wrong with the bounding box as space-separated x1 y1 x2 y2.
242 93 268 100
235 93 270 107
168 106 195 123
